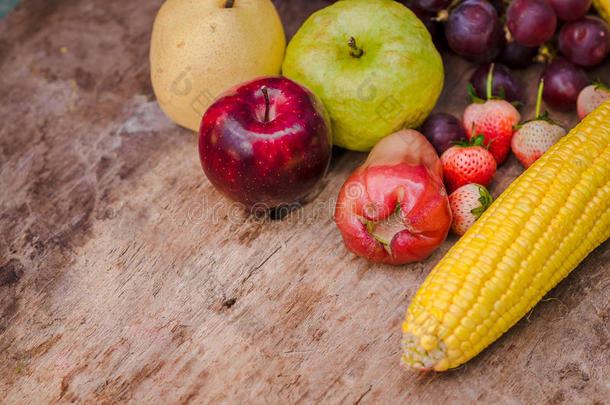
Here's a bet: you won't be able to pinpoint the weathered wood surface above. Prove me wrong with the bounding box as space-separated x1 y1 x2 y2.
0 0 608 403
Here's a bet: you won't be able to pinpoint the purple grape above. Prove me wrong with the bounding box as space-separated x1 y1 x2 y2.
541 60 589 110
548 0 591 21
500 41 539 69
558 16 610 67
411 0 452 12
469 63 523 103
419 113 467 155
507 0 557 47
445 0 505 63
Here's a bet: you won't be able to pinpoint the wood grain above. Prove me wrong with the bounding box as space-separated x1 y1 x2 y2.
0 0 608 403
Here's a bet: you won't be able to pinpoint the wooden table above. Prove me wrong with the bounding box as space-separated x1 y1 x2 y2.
0 0 608 403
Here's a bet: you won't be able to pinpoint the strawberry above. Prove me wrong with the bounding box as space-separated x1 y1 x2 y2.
577 82 610 121
512 79 567 169
511 118 566 168
440 135 497 193
463 64 521 165
448 183 493 236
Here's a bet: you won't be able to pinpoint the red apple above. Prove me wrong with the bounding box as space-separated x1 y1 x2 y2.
199 76 332 209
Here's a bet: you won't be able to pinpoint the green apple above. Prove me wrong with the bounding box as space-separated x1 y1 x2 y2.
282 0 444 151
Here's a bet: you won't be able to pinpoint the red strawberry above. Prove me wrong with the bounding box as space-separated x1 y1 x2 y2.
577 83 610 121
512 79 567 168
463 99 520 165
440 135 497 193
463 64 521 165
449 183 493 236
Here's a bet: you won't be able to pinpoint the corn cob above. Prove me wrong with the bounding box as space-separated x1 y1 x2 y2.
402 100 610 371
593 0 610 23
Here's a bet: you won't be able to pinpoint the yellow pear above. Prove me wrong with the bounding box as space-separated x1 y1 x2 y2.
150 0 286 131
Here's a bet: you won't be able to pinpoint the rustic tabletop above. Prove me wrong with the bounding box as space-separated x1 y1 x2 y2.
0 0 608 403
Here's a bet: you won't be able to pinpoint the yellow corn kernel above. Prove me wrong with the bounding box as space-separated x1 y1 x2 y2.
420 335 437 351
402 101 610 371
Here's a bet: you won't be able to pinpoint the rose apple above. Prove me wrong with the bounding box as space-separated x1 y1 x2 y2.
334 130 451 265
199 77 332 209
282 0 444 152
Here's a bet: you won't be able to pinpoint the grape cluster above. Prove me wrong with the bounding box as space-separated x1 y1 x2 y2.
401 0 608 67
401 0 609 109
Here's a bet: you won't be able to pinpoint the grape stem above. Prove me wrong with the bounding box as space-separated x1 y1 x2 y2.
433 0 460 22
535 79 544 119
486 63 495 100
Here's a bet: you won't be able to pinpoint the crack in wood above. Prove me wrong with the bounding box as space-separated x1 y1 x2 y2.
354 385 372 405
241 232 297 285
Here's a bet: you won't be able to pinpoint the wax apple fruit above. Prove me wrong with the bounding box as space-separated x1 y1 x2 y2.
282 0 443 151
199 77 332 209
150 0 285 131
334 130 451 265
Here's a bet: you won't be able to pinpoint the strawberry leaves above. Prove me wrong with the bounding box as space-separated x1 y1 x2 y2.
467 63 524 106
467 82 485 104
452 128 489 149
470 185 493 218
593 80 610 93
466 64 506 104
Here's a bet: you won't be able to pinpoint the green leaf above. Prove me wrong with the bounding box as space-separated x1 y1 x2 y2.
518 110 564 128
451 128 492 149
472 133 486 146
594 80 610 92
470 185 493 219
451 138 472 147
467 82 485 104
510 100 524 108
451 138 470 148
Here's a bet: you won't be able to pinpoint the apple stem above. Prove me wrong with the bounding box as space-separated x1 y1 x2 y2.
348 37 363 58
261 86 270 123
224 0 235 8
